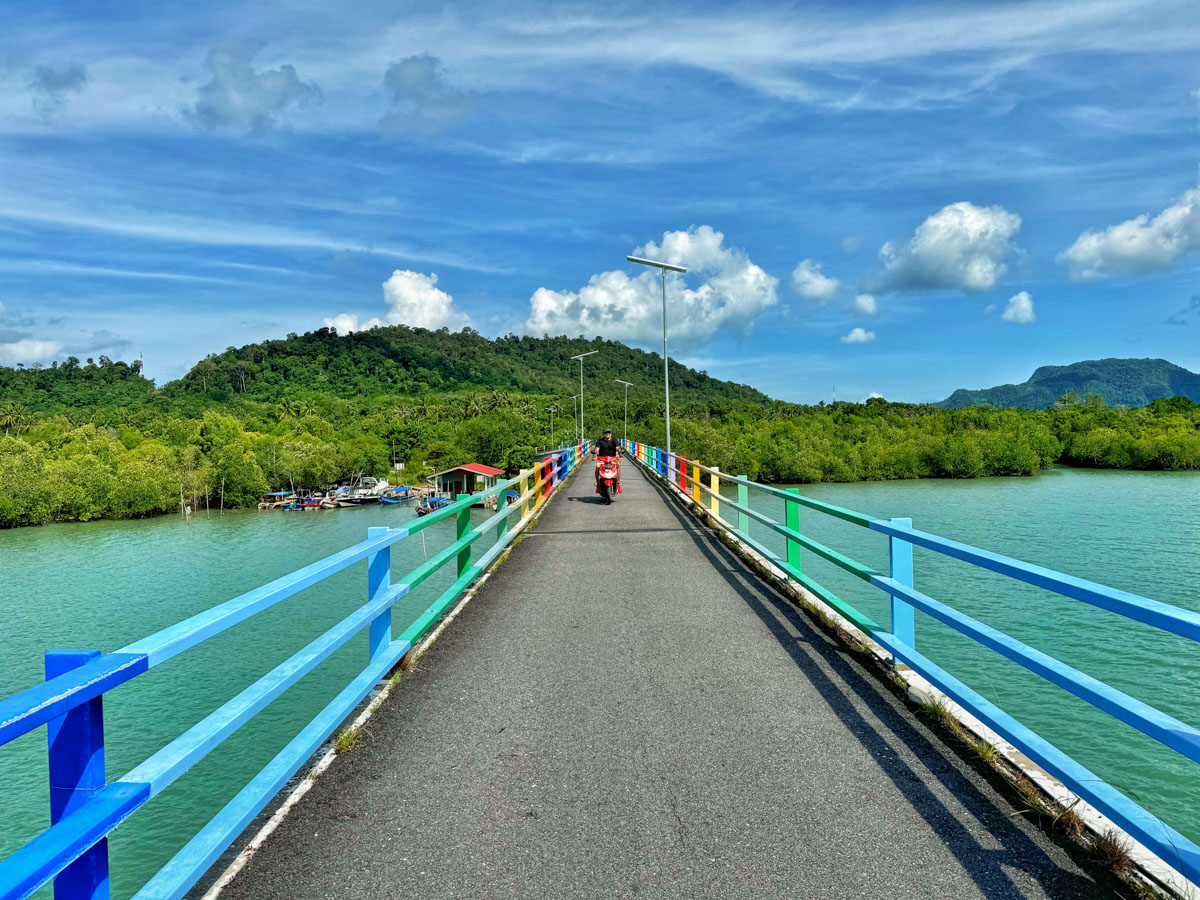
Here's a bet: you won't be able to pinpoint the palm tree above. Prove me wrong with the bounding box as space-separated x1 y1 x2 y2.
275 399 298 422
0 402 30 436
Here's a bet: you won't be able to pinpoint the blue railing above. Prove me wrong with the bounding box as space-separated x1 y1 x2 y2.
0 444 588 900
623 439 1200 888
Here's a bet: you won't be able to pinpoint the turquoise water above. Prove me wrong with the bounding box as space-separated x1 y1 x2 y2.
726 466 1200 856
1 468 1198 896
0 501 505 899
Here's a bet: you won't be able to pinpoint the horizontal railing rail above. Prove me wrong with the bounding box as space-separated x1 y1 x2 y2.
622 439 1200 888
0 442 590 900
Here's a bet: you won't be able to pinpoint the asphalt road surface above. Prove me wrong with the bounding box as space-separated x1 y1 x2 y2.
219 460 1102 900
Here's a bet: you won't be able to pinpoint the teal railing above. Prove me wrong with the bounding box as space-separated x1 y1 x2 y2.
623 439 1200 889
0 443 590 900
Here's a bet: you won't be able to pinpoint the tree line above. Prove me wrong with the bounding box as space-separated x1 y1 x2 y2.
1 384 1197 529
1 327 1198 528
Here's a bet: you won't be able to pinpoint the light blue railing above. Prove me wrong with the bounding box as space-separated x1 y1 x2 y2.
0 444 589 900
623 439 1200 887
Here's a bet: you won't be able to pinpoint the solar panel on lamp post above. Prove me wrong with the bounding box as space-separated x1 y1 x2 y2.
570 350 599 445
626 255 686 461
615 379 633 446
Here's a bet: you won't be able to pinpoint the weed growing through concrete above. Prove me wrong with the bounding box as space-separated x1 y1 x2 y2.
335 727 364 754
1090 829 1134 876
971 741 1000 764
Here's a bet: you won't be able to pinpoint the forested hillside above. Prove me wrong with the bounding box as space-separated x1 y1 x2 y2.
939 358 1200 409
1 328 1199 529
163 327 769 409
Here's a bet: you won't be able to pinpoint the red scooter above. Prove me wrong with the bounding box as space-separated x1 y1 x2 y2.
596 456 620 504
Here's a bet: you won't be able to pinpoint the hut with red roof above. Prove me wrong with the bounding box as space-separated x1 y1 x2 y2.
428 462 506 499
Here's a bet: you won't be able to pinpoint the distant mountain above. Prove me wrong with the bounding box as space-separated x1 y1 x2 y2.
938 358 1200 409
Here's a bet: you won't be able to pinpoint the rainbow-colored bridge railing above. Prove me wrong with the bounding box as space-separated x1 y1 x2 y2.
623 439 1200 890
0 442 590 900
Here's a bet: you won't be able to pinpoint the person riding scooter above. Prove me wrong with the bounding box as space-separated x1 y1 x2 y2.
593 429 621 495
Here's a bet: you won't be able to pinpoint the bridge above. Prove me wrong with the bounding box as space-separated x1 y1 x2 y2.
1 440 1198 899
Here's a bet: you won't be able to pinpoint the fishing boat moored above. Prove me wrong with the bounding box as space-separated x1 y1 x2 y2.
415 495 452 516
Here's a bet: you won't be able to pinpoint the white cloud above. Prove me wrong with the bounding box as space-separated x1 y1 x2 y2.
1059 178 1200 280
323 312 381 334
791 259 839 303
185 42 321 131
840 327 876 344
524 225 778 346
841 235 862 254
865 391 885 400
326 270 470 334
380 55 476 136
1002 290 1035 324
0 338 63 366
867 201 1022 293
382 270 470 330
853 293 877 314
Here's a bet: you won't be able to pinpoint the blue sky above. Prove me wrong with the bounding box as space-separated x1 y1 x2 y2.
1 0 1198 403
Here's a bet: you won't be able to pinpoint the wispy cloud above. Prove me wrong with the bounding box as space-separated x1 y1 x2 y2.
1166 294 1200 325
27 62 87 119
380 55 476 137
0 259 241 284
0 203 507 273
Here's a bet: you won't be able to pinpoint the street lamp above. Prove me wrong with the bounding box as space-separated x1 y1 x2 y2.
570 350 599 444
626 255 686 459
571 393 581 446
615 379 633 445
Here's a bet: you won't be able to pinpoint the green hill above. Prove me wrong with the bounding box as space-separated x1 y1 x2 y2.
938 358 1200 409
166 326 770 408
0 326 771 412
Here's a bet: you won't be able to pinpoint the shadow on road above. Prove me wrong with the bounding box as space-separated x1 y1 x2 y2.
641 472 1099 900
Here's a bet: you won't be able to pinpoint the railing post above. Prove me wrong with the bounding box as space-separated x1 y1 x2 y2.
543 458 551 499
889 517 915 653
785 488 802 576
497 490 510 541
691 463 701 502
45 649 109 900
736 476 749 536
455 495 472 576
678 455 686 491
709 466 720 517
520 470 530 519
366 527 391 660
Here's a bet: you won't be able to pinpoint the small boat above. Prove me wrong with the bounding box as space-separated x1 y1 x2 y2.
415 496 452 517
379 486 415 505
258 491 296 510
340 475 388 506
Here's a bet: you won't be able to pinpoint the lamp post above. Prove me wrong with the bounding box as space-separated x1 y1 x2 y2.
570 350 598 445
615 379 633 445
571 394 581 446
626 255 686 459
